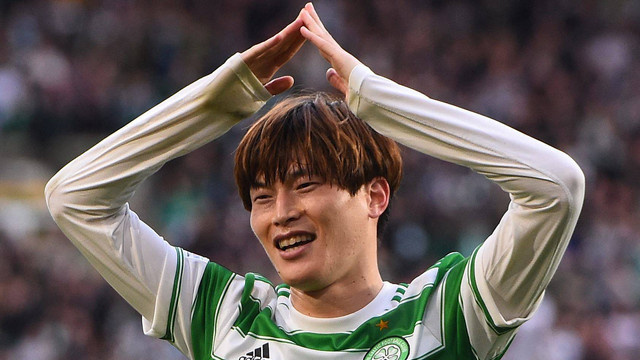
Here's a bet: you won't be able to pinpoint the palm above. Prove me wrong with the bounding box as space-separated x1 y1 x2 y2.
240 15 306 95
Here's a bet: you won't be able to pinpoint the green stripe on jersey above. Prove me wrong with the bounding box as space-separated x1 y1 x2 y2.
191 262 235 359
188 253 504 359
429 256 476 360
161 247 184 342
468 247 518 335
227 253 466 353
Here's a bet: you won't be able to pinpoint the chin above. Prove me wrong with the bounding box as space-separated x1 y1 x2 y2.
280 271 327 292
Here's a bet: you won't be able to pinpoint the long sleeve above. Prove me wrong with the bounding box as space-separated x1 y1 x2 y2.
347 65 585 358
44 53 271 358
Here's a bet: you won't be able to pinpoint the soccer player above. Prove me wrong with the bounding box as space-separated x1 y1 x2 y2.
45 3 584 359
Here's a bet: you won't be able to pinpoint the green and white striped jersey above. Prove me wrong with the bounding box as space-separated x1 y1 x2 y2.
187 252 501 360
46 54 584 360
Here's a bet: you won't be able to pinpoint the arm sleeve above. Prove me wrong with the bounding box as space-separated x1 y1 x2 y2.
44 53 272 358
347 65 585 359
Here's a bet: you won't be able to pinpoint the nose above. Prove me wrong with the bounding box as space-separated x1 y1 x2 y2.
272 191 302 226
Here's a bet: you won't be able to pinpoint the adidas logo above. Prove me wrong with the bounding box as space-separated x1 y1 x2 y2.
238 343 270 360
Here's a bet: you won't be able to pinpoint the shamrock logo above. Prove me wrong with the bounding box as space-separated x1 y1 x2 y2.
372 344 402 360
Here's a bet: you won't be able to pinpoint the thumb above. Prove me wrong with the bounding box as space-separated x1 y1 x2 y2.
264 76 294 95
326 68 348 97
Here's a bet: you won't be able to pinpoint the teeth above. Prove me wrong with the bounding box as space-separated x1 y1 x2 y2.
278 235 313 250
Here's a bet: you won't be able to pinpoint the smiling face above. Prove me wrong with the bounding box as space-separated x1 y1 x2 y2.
234 92 403 291
249 171 378 290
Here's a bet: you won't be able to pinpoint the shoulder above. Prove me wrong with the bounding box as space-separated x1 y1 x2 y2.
406 252 467 293
392 252 468 316
195 265 277 313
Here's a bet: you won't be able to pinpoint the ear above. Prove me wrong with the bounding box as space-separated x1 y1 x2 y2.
366 177 390 219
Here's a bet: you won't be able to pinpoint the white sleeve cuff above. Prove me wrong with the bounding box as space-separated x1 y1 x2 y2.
227 53 273 102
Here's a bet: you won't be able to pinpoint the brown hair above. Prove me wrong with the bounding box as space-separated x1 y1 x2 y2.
234 92 402 236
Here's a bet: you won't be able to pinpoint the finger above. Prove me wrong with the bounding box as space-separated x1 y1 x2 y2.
326 68 348 96
258 18 305 66
277 16 305 43
264 76 295 95
304 3 327 31
300 8 327 36
300 26 331 54
252 16 303 59
275 36 306 67
300 26 330 62
241 31 283 65
276 18 307 57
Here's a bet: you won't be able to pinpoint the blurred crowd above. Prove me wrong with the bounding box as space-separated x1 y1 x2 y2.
1 0 639 359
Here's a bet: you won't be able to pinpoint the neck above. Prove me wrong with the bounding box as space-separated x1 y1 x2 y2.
289 271 384 318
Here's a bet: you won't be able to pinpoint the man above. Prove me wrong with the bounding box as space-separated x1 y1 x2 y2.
45 3 584 359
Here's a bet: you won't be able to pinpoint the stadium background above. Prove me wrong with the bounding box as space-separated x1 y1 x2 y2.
1 0 639 359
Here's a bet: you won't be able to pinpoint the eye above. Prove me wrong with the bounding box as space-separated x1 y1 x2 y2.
296 181 318 191
251 189 272 204
252 195 272 206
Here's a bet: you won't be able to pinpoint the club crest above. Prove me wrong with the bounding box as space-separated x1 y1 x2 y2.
364 337 410 360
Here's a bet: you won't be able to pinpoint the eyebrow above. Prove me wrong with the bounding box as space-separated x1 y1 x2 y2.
288 167 311 180
252 167 312 189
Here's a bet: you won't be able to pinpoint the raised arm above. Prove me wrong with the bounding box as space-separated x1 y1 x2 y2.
346 63 585 323
301 3 584 358
45 15 305 358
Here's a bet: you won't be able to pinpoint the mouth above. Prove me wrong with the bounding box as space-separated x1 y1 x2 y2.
275 233 316 252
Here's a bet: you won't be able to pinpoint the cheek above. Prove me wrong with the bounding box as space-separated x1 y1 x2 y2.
249 211 267 243
335 194 369 220
321 195 368 234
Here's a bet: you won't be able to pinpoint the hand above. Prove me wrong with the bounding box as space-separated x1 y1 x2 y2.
299 3 362 97
241 13 306 95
